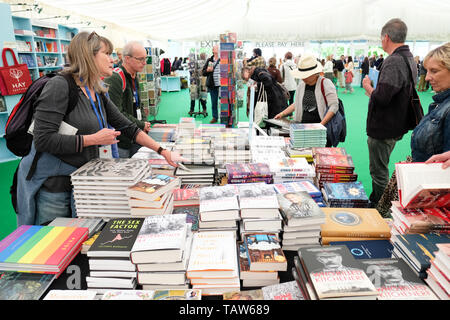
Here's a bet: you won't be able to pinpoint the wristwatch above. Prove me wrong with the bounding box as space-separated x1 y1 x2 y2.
157 146 165 155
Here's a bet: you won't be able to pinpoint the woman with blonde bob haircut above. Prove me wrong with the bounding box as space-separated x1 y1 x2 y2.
16 31 178 227
410 42 450 163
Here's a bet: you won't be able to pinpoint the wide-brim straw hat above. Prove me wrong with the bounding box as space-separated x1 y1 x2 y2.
291 54 323 79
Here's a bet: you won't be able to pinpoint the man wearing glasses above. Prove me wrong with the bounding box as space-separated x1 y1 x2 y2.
105 41 152 158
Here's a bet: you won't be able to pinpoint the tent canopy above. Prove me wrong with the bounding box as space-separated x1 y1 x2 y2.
38 0 450 42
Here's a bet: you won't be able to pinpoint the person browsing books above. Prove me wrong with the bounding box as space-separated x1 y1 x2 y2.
274 54 339 147
410 42 450 163
104 41 152 158
16 32 178 227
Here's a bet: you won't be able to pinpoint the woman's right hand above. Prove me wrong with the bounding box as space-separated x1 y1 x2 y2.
83 128 121 147
274 112 283 120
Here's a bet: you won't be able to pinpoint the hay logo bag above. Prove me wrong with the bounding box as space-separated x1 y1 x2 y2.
0 48 32 96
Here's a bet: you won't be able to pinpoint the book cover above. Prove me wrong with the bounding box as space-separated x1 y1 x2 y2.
391 201 450 232
152 289 201 300
298 245 378 299
322 182 368 202
71 158 150 181
199 185 239 213
225 163 272 179
360 258 438 300
130 214 187 257
312 147 348 156
315 154 354 169
329 240 394 259
127 174 180 202
0 272 55 300
268 158 313 173
320 208 391 238
238 183 278 209
277 192 326 226
43 290 97 300
173 188 199 203
223 289 263 300
273 181 322 198
261 281 304 300
172 206 199 232
49 217 104 237
88 218 144 257
244 233 287 271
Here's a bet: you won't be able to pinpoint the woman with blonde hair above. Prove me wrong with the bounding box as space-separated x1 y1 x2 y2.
267 57 282 83
16 31 178 226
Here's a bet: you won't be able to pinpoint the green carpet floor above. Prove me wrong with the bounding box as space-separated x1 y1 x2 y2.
0 85 435 240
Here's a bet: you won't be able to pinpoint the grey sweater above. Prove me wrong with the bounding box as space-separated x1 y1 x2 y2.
33 75 141 168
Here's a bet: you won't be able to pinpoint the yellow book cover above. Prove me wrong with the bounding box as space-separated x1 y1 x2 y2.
320 208 391 239
321 236 386 245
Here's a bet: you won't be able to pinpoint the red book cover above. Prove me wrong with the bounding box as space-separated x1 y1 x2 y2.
312 147 347 156
315 154 354 170
173 188 199 202
226 163 272 179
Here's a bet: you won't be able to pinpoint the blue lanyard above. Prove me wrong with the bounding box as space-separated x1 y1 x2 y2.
85 86 106 129
133 78 139 106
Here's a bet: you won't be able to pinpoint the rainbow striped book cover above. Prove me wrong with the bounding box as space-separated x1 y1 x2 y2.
0 225 89 277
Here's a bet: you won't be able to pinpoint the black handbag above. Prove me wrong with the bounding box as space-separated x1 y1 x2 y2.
400 54 424 130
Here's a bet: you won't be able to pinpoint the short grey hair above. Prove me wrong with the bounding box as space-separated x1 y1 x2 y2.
381 18 407 43
123 41 144 57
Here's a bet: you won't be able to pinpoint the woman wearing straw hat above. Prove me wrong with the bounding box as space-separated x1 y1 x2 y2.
274 53 339 147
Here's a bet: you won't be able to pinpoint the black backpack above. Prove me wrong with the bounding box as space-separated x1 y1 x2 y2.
6 72 80 213
320 78 347 143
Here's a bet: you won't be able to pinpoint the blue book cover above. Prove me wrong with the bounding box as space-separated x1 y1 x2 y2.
323 182 369 201
393 233 450 272
329 240 394 259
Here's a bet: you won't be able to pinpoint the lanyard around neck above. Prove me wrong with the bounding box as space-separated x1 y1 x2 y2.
85 86 106 129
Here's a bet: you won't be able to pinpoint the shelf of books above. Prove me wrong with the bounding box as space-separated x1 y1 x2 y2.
141 47 162 122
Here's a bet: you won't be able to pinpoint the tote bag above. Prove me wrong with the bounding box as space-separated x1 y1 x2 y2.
254 84 268 127
0 48 32 96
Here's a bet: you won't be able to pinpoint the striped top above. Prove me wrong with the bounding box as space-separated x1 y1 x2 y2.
213 58 220 87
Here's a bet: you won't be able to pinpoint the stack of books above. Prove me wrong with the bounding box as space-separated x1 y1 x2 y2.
86 218 144 294
211 129 250 165
71 159 151 218
126 174 180 216
187 231 240 295
238 183 282 236
172 187 200 233
289 123 327 148
130 215 193 290
322 181 370 208
391 233 450 280
268 157 315 184
48 217 104 238
226 163 273 184
148 124 177 142
359 258 438 300
198 185 240 233
132 144 175 176
273 180 326 207
313 151 357 188
223 281 304 300
426 243 450 300
277 192 326 250
174 136 214 165
320 207 391 245
176 117 196 138
237 242 280 288
286 147 314 163
296 245 379 300
219 33 237 127
174 164 216 187
0 225 89 277
240 233 287 288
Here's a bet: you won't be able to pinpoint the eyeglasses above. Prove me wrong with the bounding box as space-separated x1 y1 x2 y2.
88 31 99 41
128 56 147 63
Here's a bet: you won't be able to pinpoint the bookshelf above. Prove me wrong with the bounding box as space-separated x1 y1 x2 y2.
0 2 78 162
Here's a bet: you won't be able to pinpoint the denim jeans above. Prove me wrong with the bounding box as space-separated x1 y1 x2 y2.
208 86 219 120
35 188 75 225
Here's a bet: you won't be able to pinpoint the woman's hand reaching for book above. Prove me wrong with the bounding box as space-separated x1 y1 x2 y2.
425 151 450 169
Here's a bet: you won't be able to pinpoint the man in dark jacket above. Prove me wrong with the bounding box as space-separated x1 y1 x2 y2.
105 41 151 158
335 56 345 88
202 45 220 123
362 18 418 206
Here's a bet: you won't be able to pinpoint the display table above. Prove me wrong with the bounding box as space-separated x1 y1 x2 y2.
175 70 190 84
161 76 181 92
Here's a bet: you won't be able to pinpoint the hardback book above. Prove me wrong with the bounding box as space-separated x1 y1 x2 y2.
174 165 215 176
320 208 391 238
322 182 369 205
152 289 201 300
282 237 321 246
86 277 136 289
225 163 272 179
191 283 240 296
314 154 355 170
390 201 450 234
243 278 280 288
89 270 137 278
101 290 154 300
142 283 190 290
71 158 150 181
282 229 321 239
244 233 287 271
87 218 143 258
81 231 101 254
429 259 450 295
392 233 450 273
321 236 390 245
238 242 279 280
223 289 263 300
298 245 379 299
137 271 186 285
199 220 237 229
277 192 326 227
43 290 97 300
129 194 174 216
237 183 279 210
128 191 171 208
130 214 188 264
187 231 238 279
293 255 317 300
424 270 450 300
88 258 136 272
173 188 199 206
0 272 55 300
312 147 348 156
434 243 450 273
360 258 438 300
268 157 314 173
395 162 450 209
261 280 304 300
273 180 322 198
242 216 283 232
0 225 88 276
329 239 394 259
49 217 104 237
172 205 199 231
127 174 180 202
199 185 240 221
